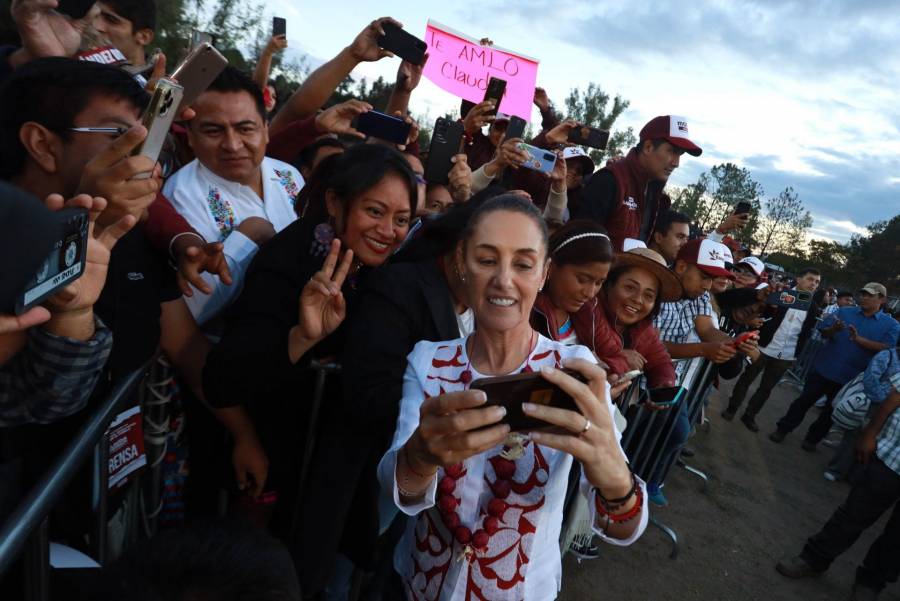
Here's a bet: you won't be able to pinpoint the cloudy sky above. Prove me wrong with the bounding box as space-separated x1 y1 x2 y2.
269 0 900 243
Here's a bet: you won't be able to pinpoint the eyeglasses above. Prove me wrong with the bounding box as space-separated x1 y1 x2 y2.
67 127 128 137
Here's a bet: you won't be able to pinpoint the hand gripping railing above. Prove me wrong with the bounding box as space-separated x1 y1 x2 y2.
0 360 153 601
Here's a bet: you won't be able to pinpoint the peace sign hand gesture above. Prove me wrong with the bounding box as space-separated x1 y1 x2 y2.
290 240 354 359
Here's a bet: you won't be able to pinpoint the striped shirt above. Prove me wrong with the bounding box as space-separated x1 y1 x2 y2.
0 317 113 426
655 292 713 344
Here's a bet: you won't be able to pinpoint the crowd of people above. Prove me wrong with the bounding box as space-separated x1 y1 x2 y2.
1 3 899 601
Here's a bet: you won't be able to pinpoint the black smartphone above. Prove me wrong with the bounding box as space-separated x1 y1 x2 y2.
377 22 427 66
272 17 287 37
471 369 587 432
568 125 610 150
648 386 685 408
505 115 527 140
56 0 96 19
425 117 464 185
734 201 752 215
353 110 411 145
16 208 90 315
483 77 507 117
766 289 813 311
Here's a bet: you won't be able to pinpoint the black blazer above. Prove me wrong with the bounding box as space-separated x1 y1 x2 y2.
293 257 460 594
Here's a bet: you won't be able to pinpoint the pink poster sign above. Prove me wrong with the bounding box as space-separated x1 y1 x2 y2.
423 20 539 121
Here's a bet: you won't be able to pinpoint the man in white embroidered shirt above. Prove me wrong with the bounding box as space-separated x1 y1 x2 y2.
163 67 303 325
723 267 822 431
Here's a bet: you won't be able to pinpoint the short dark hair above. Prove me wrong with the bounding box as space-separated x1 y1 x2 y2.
461 194 549 258
797 267 821 277
91 519 300 601
0 58 148 180
102 0 157 31
635 138 667 153
204 66 267 121
548 219 613 266
836 290 854 299
654 209 691 236
293 138 345 173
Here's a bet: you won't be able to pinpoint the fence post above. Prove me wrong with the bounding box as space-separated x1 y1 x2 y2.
23 518 49 601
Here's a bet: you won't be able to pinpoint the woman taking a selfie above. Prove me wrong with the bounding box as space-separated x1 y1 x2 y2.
377 195 646 601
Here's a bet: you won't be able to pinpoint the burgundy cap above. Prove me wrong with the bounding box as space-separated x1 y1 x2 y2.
639 115 702 157
677 238 734 279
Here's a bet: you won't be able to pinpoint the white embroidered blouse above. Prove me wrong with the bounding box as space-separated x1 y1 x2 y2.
377 334 648 601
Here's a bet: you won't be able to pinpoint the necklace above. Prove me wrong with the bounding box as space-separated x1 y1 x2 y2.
443 328 540 563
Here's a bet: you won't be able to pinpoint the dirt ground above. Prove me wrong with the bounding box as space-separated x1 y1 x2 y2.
558 375 900 601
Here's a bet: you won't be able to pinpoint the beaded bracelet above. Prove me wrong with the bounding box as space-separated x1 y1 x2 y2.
595 484 643 524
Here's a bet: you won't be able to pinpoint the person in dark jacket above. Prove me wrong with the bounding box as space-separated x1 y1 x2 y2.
573 115 702 250
201 144 417 536
289 188 503 597
723 267 822 431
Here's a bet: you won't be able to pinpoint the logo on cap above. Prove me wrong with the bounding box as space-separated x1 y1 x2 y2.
677 120 688 133
707 249 726 263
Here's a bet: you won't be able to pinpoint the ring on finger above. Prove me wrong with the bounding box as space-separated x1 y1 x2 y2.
580 418 592 434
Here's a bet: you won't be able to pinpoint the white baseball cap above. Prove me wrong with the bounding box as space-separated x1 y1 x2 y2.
677 238 734 279
738 256 766 277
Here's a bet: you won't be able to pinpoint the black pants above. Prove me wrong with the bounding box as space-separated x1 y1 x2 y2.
775 369 843 442
727 354 793 419
801 457 900 591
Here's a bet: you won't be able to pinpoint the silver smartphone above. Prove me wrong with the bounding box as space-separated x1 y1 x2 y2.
170 42 229 112
131 78 184 179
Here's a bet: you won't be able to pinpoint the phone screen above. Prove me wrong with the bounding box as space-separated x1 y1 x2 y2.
354 111 411 145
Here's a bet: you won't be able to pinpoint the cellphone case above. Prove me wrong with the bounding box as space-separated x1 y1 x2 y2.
55 0 96 19
132 78 184 179
648 386 685 408
483 77 507 116
16 208 89 314
377 22 427 66
273 17 287 37
470 369 586 432
766 290 812 311
567 125 610 150
425 118 464 185
505 116 527 140
353 111 411 145
171 42 228 112
519 143 557 174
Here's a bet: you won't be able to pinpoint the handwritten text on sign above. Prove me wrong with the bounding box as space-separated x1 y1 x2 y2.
423 20 539 121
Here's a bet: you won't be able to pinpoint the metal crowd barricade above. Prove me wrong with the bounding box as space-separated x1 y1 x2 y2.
617 357 716 559
0 359 154 601
289 359 342 535
782 336 823 389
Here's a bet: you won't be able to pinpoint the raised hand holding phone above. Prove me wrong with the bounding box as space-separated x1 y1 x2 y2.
524 360 634 499
349 17 403 62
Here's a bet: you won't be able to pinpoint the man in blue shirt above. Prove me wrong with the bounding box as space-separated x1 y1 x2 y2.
770 282 900 449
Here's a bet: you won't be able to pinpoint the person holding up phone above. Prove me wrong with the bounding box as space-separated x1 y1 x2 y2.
0 186 135 426
573 115 703 251
378 195 646 601
253 31 288 115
